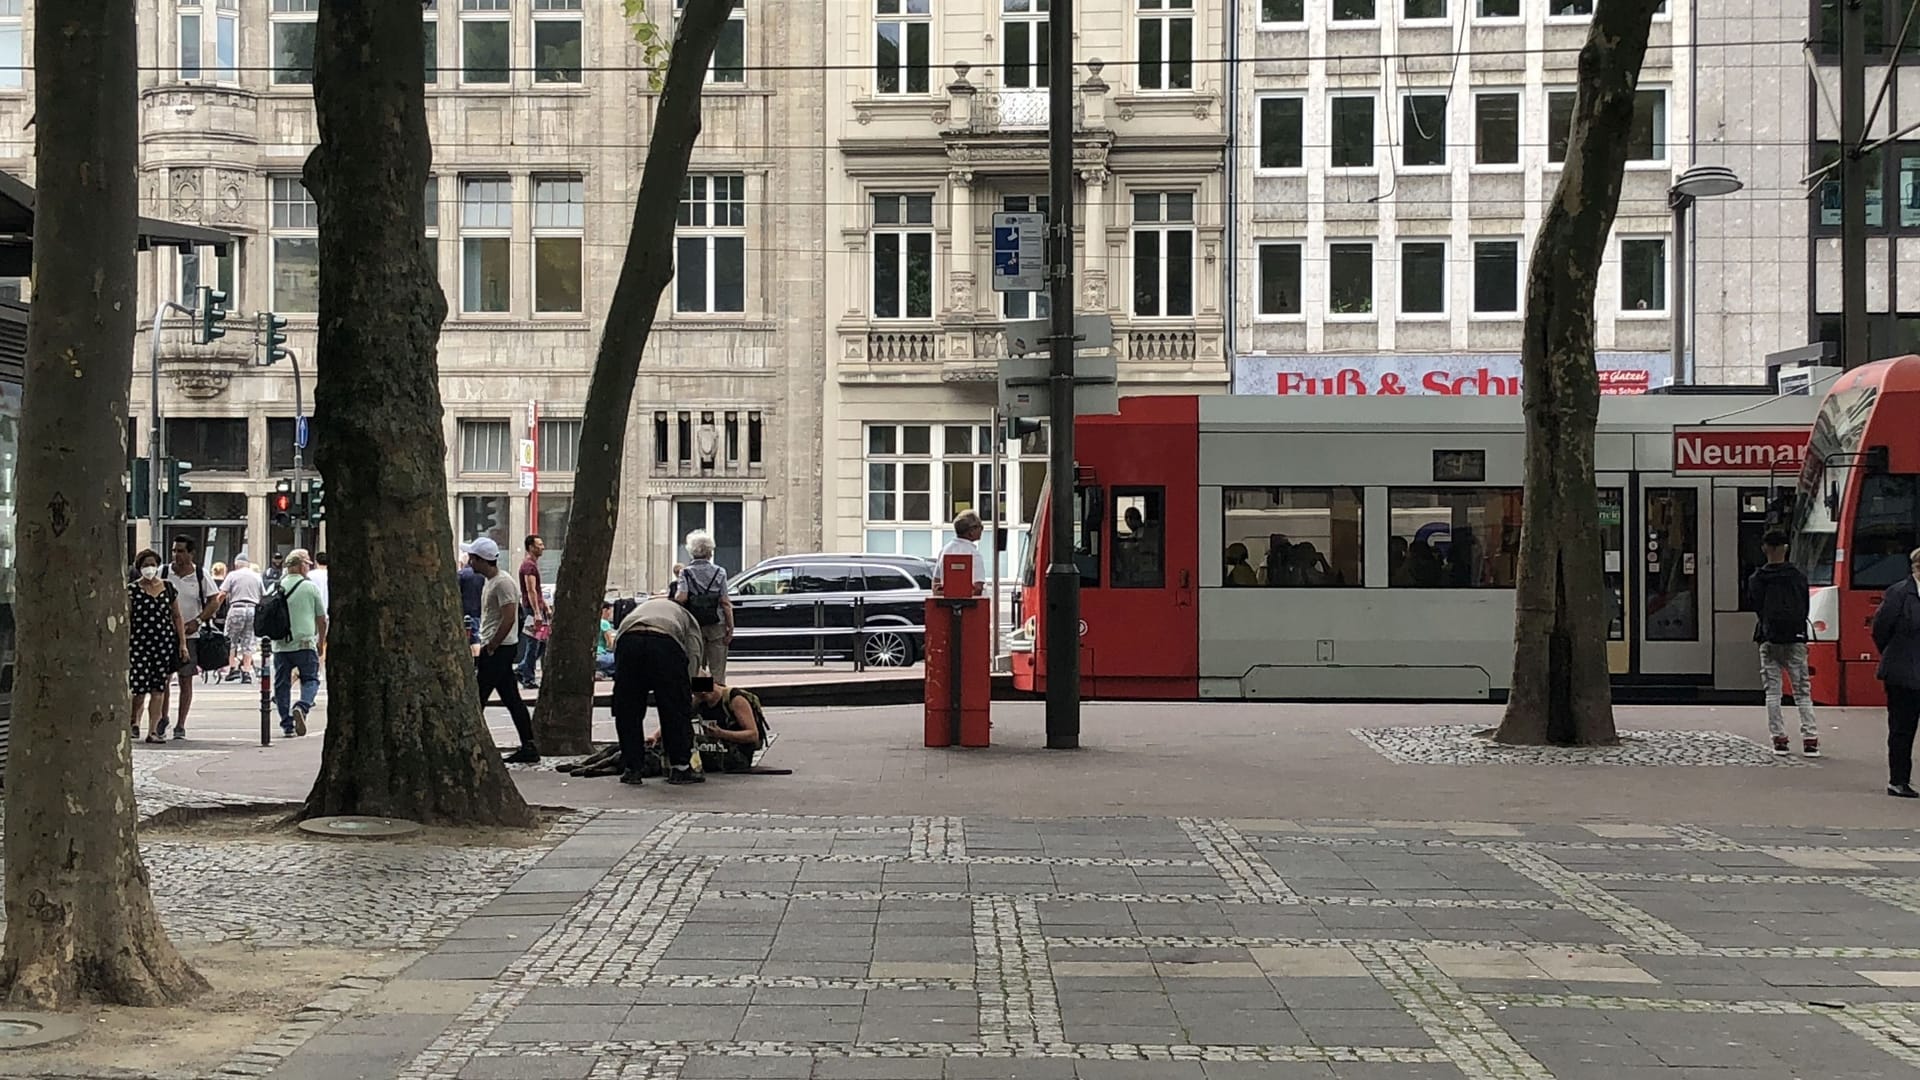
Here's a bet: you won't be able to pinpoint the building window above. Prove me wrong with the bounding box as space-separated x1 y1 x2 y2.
1473 239 1520 315
872 193 934 320
1001 194 1051 319
1257 242 1302 317
216 0 239 82
875 0 931 95
425 177 441 236
1628 88 1667 162
1619 237 1666 313
1003 0 1050 89
1333 0 1375 20
270 0 318 86
537 418 582 473
1389 488 1523 589
1400 240 1446 316
424 0 438 83
1328 242 1373 316
1405 0 1446 17
1132 191 1195 318
461 0 510 85
1477 0 1518 16
461 177 512 314
1222 487 1365 588
179 2 203 80
270 177 319 314
748 411 764 463
1547 90 1575 163
677 174 747 315
1329 95 1375 169
865 422 1041 572
1814 0 1914 58
268 417 321 471
461 494 509 550
1261 0 1304 20
532 0 582 83
1138 0 1194 91
1402 94 1447 167
675 0 747 83
1474 91 1520 166
1816 142 1886 229
1258 96 1304 170
178 249 202 309
0 0 20 90
164 419 249 473
532 175 584 314
459 420 512 474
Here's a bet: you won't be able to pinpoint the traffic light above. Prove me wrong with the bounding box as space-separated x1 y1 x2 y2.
305 477 326 525
261 311 289 365
198 286 229 344
271 479 294 528
1004 415 1043 444
128 458 150 520
163 458 193 517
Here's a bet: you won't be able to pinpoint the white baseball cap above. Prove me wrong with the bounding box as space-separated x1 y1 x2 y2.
464 537 502 563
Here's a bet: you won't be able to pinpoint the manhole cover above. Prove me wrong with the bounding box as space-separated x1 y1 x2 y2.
297 815 423 839
0 1012 83 1050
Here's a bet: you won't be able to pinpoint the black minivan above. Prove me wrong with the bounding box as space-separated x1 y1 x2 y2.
728 554 933 667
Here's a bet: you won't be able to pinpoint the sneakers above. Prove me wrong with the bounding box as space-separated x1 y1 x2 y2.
1772 736 1791 756
1890 784 1919 799
292 703 308 737
172 725 186 741
619 769 646 786
503 746 541 765
1803 738 1821 758
666 767 705 786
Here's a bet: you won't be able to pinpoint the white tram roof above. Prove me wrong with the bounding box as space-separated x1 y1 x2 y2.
1195 389 1819 434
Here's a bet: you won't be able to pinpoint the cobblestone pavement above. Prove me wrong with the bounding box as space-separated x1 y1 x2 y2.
188 808 1920 1080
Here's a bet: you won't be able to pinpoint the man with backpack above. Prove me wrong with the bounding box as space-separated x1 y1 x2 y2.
674 530 733 682
1748 529 1820 757
258 548 326 738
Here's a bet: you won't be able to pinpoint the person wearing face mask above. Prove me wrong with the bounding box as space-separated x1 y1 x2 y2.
128 549 189 743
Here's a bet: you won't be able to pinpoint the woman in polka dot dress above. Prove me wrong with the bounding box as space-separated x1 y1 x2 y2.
129 548 188 743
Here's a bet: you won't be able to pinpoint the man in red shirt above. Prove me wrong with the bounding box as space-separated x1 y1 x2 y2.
516 534 550 689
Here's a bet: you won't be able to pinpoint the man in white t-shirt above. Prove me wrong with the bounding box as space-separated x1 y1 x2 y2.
933 510 988 596
219 556 265 684
165 534 224 738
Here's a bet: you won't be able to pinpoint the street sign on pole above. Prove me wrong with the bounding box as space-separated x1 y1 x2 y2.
518 438 537 492
991 211 1045 293
1004 314 1112 357
294 415 309 450
998 354 1119 419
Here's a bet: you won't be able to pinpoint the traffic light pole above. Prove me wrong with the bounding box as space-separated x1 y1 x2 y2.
286 347 306 553
147 299 195 547
1841 0 1869 369
1043 0 1080 749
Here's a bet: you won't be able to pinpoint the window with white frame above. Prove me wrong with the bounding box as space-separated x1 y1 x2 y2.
1402 93 1446 167
1138 0 1194 91
532 0 582 83
1627 88 1667 161
1405 0 1445 17
1258 242 1302 317
1132 192 1194 318
677 174 747 314
1261 0 1303 20
270 0 317 86
178 245 235 310
179 0 203 80
1328 242 1373 316
425 178 440 278
424 0 439 84
1474 91 1520 166
1329 95 1375 168
1333 0 1375 20
1002 0 1049 89
179 248 202 309
1477 0 1517 16
1001 194 1050 319
532 176 583 313
459 419 512 474
216 0 239 82
1258 96 1304 170
461 177 512 314
1400 240 1446 316
872 193 934 320
1473 239 1520 315
270 177 319 313
461 0 510 85
0 0 20 90
1547 89 1576 163
875 0 931 95
678 0 746 84
1619 237 1667 313
864 422 1042 574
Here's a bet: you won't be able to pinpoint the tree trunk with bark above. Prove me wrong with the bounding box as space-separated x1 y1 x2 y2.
299 0 532 825
539 0 738 754
1495 0 1664 747
0 0 208 1007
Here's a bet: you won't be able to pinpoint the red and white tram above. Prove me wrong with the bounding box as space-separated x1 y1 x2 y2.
1010 389 1820 702
1791 355 1920 707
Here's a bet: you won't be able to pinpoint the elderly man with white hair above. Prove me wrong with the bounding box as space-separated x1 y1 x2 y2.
219 555 266 684
270 548 327 738
674 529 734 682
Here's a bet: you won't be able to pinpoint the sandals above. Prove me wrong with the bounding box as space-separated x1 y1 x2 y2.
142 732 166 744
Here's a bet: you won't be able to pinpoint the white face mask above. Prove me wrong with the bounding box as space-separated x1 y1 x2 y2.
139 565 160 580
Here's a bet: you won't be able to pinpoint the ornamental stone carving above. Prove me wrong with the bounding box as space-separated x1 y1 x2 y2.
212 169 248 225
169 369 231 399
170 169 203 223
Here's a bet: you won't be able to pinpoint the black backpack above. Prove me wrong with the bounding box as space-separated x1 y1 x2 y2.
255 579 308 643
1755 570 1810 645
683 565 724 627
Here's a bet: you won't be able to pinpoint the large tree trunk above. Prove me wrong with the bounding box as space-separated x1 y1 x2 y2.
299 0 532 825
539 0 738 754
0 0 207 1007
1495 0 1663 747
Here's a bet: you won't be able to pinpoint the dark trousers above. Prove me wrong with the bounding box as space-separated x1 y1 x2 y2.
477 645 536 749
1890 684 1920 787
612 632 692 773
516 631 545 684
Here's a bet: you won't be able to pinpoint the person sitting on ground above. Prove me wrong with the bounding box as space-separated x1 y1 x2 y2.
595 599 618 679
692 682 769 773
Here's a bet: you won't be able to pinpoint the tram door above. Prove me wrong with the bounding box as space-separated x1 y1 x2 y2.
1638 479 1714 675
1597 478 1630 675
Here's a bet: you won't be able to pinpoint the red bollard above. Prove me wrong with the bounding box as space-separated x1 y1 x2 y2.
924 554 990 748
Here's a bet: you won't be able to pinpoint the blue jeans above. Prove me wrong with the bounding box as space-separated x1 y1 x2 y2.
596 652 616 677
516 631 545 684
274 648 321 729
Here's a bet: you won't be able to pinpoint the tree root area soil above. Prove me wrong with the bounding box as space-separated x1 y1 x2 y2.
0 941 373 1078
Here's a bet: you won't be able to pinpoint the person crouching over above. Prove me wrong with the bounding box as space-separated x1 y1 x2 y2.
694 682 770 773
612 595 707 786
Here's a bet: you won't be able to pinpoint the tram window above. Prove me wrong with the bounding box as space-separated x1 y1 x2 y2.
1643 488 1700 641
1852 474 1920 590
1222 487 1363 587
1073 484 1101 587
1388 488 1522 588
1112 488 1165 589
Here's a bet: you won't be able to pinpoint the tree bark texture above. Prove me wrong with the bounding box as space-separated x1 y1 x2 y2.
300 0 532 825
0 0 208 1007
1495 0 1663 747
539 0 738 754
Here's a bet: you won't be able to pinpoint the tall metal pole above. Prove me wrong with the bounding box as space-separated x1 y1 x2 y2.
288 348 305 553
990 405 1003 665
1841 0 1869 369
1043 0 1079 749
148 300 194 547
1669 194 1689 384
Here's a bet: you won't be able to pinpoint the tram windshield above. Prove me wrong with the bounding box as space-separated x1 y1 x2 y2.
1792 383 1879 587
1020 477 1047 587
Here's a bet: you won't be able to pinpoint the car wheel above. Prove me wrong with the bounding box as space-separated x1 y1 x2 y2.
863 631 912 669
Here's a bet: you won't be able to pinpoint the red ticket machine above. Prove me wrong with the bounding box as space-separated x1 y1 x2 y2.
924 552 991 748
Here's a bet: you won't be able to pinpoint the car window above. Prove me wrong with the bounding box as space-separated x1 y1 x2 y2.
790 566 839 594
735 567 793 596
864 567 915 591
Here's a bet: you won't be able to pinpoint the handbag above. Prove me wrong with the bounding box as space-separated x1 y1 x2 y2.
194 628 231 672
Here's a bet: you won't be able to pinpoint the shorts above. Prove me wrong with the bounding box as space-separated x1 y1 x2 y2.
226 603 256 648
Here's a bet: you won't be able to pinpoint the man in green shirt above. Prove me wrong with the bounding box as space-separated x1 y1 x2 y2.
272 548 328 737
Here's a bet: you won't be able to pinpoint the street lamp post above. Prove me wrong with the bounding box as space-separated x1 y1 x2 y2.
1668 165 1743 385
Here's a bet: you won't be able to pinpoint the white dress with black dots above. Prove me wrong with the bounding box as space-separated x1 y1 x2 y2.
128 581 180 695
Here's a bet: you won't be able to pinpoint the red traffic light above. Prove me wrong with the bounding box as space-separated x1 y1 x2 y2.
271 493 292 513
